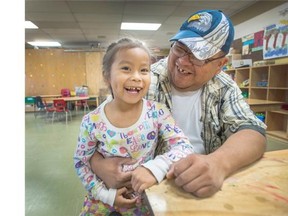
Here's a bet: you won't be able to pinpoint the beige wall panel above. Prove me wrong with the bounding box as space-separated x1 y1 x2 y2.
25 49 86 96
85 52 106 95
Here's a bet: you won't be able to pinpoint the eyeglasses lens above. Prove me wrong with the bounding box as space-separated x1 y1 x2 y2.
172 43 205 66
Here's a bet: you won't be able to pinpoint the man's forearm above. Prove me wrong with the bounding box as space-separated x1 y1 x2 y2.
90 151 105 175
89 151 135 189
208 129 266 178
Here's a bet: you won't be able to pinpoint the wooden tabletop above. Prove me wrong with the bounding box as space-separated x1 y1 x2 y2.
61 96 89 101
145 149 288 216
32 94 62 98
49 96 90 101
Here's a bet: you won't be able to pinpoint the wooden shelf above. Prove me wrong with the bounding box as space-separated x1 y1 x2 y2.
269 87 288 90
266 131 288 140
250 87 268 89
270 110 288 115
226 63 288 141
246 99 283 105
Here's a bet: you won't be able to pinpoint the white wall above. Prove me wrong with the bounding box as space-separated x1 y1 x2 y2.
234 2 288 39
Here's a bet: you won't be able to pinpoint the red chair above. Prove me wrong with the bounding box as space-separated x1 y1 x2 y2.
75 99 90 115
52 99 72 124
60 88 70 97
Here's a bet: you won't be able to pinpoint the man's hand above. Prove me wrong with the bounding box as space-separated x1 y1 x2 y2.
166 130 265 198
90 152 136 189
166 154 225 198
131 167 157 193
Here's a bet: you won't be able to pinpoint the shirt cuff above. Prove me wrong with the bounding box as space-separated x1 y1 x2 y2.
142 156 171 183
91 185 117 207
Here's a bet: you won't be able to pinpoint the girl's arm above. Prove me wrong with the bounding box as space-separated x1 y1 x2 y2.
73 115 117 206
132 103 194 191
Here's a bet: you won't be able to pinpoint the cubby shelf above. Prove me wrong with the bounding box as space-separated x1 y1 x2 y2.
226 63 288 142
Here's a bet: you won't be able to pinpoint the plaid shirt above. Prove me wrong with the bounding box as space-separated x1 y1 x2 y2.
146 57 266 154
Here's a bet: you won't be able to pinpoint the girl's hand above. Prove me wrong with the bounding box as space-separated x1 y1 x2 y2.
131 167 157 193
114 187 137 209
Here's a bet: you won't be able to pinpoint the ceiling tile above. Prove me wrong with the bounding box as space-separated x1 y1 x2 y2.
25 0 280 50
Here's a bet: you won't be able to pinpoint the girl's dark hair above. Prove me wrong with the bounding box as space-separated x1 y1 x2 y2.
102 38 151 82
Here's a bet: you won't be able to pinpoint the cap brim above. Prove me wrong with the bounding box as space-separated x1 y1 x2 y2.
170 30 221 60
170 30 201 42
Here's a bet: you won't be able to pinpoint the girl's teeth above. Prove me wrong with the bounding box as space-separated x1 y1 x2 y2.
126 87 141 91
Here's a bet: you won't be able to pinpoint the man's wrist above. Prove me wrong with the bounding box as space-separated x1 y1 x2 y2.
207 151 231 179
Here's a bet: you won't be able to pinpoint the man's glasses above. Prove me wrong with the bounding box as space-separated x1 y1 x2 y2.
171 42 225 66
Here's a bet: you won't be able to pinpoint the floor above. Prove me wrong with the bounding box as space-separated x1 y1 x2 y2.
25 111 86 216
25 111 288 216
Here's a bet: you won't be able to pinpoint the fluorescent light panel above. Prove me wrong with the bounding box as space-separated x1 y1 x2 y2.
27 41 61 47
25 21 38 29
121 22 161 30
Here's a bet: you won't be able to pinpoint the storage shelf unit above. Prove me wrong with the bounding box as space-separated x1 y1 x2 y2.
226 63 288 142
266 110 288 140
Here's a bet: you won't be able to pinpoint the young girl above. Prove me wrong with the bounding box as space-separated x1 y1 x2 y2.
74 38 194 215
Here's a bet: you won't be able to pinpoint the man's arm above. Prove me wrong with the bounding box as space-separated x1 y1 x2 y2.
90 151 136 189
167 129 266 198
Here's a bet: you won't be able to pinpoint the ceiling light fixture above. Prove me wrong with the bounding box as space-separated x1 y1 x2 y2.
121 22 161 30
25 21 38 29
27 41 61 47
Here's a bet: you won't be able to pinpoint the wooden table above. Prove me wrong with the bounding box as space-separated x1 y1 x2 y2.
48 96 90 111
88 94 100 107
32 94 62 98
145 149 288 216
52 96 89 101
48 96 89 103
89 94 111 107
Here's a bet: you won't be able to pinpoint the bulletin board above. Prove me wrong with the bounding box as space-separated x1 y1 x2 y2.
263 24 288 59
231 31 264 62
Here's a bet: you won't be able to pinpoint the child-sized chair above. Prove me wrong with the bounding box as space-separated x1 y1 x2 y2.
34 96 53 118
52 99 72 124
60 88 71 97
75 100 90 115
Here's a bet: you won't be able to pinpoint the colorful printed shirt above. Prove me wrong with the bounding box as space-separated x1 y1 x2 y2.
74 98 194 207
146 57 267 155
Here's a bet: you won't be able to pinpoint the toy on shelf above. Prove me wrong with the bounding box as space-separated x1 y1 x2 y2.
256 113 265 122
240 79 249 87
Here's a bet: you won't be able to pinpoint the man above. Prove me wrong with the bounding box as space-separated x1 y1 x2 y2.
90 9 266 199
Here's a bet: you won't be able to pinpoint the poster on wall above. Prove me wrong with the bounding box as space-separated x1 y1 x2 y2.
242 33 254 55
263 24 288 59
253 30 264 52
241 31 264 56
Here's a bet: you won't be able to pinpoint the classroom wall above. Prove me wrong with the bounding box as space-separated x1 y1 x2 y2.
231 2 288 64
25 48 166 97
26 2 288 97
25 49 106 96
234 2 288 40
85 52 106 95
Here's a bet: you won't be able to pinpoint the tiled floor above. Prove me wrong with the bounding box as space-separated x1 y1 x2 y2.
25 111 288 216
25 112 86 216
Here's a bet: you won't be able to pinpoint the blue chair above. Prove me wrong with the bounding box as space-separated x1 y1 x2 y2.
34 96 53 118
34 96 46 118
